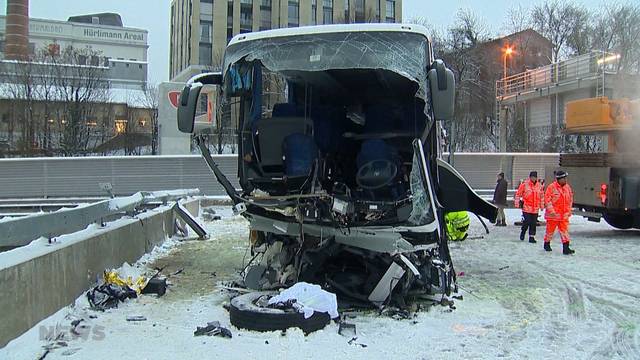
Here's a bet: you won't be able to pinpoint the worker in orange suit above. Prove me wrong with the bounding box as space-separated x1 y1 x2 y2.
514 171 544 243
543 170 575 255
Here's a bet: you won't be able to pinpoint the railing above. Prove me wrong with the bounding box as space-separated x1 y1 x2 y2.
0 189 200 248
496 51 620 99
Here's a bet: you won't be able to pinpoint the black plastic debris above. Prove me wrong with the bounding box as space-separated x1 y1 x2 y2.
142 278 167 296
87 283 137 311
171 268 185 276
202 208 222 221
338 321 356 337
194 321 233 338
126 315 147 322
348 337 368 348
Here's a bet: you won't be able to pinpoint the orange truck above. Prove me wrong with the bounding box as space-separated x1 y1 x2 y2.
552 97 640 229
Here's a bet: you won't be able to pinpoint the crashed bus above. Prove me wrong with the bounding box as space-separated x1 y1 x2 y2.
177 24 496 313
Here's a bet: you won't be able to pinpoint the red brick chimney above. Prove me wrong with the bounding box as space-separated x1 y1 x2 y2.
5 0 30 60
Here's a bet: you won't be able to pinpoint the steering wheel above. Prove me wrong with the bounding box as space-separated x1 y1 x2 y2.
356 160 398 190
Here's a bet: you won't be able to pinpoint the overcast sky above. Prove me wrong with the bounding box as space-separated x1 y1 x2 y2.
0 0 618 83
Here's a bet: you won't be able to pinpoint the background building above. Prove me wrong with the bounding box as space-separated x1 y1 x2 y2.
169 0 402 81
0 13 149 89
0 7 156 157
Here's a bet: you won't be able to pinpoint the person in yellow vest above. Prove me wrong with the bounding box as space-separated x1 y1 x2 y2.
445 211 470 241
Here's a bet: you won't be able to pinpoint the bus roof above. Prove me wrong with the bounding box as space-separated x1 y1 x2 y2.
227 23 431 47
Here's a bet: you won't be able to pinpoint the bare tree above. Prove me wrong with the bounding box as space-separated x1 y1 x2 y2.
591 3 640 74
503 5 532 35
45 46 110 155
531 0 589 61
0 59 38 154
140 83 159 154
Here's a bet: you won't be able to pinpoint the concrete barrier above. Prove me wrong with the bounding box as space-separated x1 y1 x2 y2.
0 199 200 348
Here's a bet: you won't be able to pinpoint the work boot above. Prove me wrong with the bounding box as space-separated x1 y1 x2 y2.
544 242 552 252
529 236 537 244
520 231 526 241
563 243 575 255
501 221 507 227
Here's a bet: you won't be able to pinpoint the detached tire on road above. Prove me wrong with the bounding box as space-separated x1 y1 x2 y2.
229 291 331 334
603 213 635 230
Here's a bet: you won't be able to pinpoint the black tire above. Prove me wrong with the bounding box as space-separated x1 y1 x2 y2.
229 291 331 334
603 213 635 230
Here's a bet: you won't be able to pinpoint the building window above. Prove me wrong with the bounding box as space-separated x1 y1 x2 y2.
344 0 349 23
240 0 253 32
199 43 212 65
227 0 234 42
200 20 212 43
323 0 333 24
288 0 299 27
260 0 272 30
354 0 364 22
201 0 213 3
311 0 317 25
114 120 128 134
385 0 395 22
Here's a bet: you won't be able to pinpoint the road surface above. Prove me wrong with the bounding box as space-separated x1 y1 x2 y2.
2 208 639 359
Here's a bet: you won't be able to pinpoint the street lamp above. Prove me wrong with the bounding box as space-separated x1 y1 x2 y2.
502 45 514 80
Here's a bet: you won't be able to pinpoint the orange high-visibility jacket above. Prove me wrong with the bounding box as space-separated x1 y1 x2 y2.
514 179 544 214
544 180 574 220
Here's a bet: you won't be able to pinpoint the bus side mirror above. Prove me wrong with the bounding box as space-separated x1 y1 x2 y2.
428 60 455 121
177 72 222 134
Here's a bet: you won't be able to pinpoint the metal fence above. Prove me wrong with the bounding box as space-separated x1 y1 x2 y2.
0 153 560 199
0 155 239 198
496 51 619 99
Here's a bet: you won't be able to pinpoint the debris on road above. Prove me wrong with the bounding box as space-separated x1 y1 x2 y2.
141 278 167 296
229 291 331 334
193 321 233 338
267 282 339 319
87 283 137 311
347 337 368 348
202 207 222 221
126 316 147 322
337 321 356 337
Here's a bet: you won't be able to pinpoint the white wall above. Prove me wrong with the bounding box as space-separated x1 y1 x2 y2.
159 81 191 155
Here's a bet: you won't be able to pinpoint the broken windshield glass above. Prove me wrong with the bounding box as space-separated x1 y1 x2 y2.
223 31 431 101
408 150 435 225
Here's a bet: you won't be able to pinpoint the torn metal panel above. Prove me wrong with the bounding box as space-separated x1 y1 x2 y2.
368 262 406 306
173 202 208 240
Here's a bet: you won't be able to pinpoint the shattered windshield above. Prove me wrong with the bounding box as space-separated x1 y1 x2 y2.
223 31 431 100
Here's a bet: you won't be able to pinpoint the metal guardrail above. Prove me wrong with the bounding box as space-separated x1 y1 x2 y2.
496 51 619 99
0 189 200 248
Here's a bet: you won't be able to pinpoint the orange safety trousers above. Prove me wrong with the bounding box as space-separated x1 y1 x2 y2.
544 219 570 244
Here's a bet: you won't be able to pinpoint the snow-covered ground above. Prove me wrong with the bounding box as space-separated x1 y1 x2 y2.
1 208 639 360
